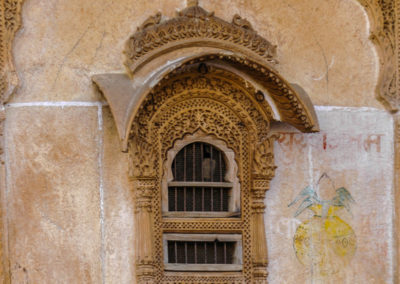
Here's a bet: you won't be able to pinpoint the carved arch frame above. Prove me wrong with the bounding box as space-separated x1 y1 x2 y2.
129 64 278 283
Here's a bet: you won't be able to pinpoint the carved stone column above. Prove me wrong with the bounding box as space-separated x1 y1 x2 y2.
250 178 270 283
251 137 277 283
133 177 156 284
129 136 157 283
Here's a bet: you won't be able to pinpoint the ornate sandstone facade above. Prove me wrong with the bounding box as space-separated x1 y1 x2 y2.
0 0 399 283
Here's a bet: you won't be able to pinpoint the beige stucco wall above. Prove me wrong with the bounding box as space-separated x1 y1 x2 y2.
4 0 394 283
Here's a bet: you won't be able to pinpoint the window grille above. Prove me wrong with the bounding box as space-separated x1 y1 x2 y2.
168 142 232 213
167 240 235 264
163 234 242 272
171 142 226 182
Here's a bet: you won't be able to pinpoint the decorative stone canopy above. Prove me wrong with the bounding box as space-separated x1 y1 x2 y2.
93 1 319 151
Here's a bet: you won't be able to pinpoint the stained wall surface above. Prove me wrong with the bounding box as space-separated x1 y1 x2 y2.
4 0 394 283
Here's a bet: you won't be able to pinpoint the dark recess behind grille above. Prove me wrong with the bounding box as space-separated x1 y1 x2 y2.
169 142 231 212
168 187 229 212
168 240 235 264
172 142 226 182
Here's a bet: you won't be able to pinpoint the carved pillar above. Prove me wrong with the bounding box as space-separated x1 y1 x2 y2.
129 135 157 283
250 178 270 283
133 177 156 284
251 137 277 283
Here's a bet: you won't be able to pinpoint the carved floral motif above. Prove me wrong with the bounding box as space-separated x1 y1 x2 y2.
252 137 277 180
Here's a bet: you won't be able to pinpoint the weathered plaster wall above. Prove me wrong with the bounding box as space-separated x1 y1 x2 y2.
268 108 394 283
3 0 394 283
13 0 378 107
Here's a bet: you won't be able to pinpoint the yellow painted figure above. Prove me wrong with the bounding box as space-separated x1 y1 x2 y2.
289 174 356 276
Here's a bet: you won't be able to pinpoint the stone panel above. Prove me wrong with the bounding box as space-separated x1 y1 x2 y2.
5 106 101 283
267 108 394 283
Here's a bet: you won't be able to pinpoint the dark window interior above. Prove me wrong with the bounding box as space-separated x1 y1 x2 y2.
169 142 231 212
172 142 226 182
167 240 235 264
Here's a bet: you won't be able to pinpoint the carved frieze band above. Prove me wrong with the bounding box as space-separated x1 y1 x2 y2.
357 0 399 111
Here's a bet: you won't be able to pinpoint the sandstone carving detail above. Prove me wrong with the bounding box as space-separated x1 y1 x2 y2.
0 0 24 104
127 61 277 283
357 0 398 111
124 1 277 75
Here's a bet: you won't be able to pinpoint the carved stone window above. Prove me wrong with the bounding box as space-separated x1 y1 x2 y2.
163 134 240 218
93 2 319 283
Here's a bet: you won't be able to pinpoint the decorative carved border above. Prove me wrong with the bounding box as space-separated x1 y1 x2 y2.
128 64 278 283
123 0 277 76
0 1 24 283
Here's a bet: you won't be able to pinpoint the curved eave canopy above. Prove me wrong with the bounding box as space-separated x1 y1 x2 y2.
93 53 319 151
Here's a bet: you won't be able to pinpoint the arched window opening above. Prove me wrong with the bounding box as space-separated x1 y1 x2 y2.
168 142 231 212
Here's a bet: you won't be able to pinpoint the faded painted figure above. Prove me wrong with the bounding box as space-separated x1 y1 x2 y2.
289 173 356 279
